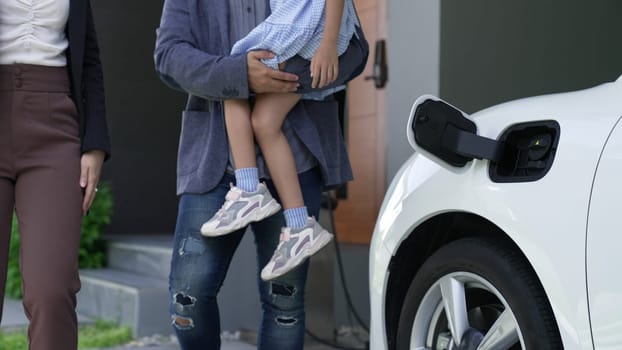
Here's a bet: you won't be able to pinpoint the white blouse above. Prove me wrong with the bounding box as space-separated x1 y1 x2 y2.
0 0 70 66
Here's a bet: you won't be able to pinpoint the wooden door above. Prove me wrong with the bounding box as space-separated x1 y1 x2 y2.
334 0 387 244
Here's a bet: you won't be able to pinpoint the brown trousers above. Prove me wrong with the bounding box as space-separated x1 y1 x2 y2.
0 64 83 350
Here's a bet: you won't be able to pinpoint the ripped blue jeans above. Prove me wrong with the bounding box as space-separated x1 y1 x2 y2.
169 168 322 350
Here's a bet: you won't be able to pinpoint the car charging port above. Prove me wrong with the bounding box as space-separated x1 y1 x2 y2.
489 121 560 182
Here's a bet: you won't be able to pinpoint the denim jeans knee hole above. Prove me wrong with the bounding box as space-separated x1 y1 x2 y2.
275 316 298 327
172 315 194 330
174 292 196 306
173 292 197 314
271 282 296 297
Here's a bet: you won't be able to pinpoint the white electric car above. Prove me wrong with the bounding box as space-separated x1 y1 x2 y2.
369 75 622 350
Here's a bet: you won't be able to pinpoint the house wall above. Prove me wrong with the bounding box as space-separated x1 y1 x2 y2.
93 0 184 235
440 0 622 114
385 0 441 183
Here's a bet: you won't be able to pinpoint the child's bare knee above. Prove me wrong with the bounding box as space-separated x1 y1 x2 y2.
251 113 278 139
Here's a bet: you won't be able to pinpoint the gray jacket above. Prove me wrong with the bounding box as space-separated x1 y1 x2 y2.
154 0 355 195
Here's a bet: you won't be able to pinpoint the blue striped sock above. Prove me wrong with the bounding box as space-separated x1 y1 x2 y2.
284 207 308 229
235 167 259 192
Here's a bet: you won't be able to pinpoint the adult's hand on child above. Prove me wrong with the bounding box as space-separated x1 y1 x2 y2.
310 43 338 89
247 51 299 93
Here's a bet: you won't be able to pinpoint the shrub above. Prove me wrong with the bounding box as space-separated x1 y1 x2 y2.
5 182 113 299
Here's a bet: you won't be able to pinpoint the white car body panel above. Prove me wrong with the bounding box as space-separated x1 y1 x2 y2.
370 79 622 350
587 119 622 349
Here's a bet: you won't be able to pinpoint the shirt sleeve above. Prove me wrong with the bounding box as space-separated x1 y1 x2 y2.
154 0 250 100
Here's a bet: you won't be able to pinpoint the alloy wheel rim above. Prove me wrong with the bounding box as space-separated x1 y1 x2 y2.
409 271 525 350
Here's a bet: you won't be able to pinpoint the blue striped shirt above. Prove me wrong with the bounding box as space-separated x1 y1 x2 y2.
231 0 359 99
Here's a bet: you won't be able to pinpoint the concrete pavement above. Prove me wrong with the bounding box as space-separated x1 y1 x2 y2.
2 298 339 350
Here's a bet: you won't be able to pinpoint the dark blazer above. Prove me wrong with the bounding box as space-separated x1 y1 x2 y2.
66 0 110 159
154 0 367 194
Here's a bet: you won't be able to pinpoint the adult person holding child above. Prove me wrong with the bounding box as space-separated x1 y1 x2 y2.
154 0 368 348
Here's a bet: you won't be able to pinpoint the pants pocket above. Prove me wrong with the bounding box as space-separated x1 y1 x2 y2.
48 92 80 141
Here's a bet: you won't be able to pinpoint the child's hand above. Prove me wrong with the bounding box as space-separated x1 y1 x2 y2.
310 43 338 89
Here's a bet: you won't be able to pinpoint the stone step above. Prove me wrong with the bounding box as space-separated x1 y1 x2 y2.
77 268 170 337
106 235 173 280
1 298 92 332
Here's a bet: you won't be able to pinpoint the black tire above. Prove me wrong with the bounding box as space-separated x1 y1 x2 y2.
396 237 563 350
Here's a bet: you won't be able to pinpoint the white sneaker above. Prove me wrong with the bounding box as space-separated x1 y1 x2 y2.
200 183 281 237
261 217 333 281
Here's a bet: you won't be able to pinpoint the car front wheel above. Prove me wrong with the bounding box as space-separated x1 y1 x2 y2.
396 238 562 350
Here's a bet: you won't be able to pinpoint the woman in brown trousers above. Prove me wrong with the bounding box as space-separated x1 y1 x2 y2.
0 0 110 348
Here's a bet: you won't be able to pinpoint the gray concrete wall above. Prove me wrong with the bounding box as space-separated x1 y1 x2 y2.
440 0 622 114
386 0 441 183
332 243 370 332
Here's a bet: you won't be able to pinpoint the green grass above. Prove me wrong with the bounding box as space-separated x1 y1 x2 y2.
0 331 27 350
0 320 132 350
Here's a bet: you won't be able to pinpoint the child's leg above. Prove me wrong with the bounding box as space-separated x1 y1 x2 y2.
253 93 335 281
251 93 303 208
200 100 282 237
224 99 258 192
251 93 313 229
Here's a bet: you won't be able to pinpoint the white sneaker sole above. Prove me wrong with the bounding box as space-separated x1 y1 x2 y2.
200 199 281 237
261 230 334 281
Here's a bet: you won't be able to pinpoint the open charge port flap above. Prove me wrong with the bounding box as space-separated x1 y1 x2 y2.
489 121 561 183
